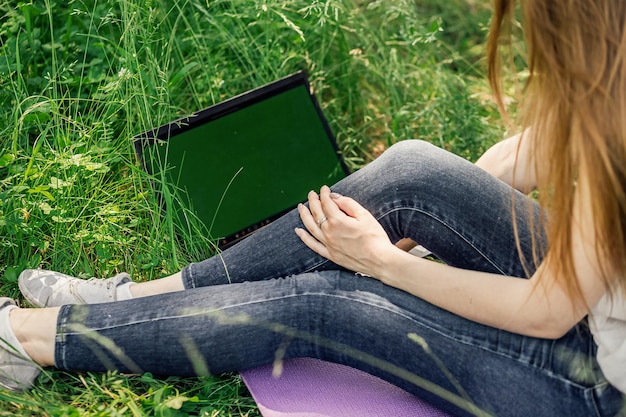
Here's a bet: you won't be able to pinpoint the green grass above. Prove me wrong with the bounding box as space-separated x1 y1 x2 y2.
0 0 505 415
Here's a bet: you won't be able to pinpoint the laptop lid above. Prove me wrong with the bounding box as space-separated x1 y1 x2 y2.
134 71 349 248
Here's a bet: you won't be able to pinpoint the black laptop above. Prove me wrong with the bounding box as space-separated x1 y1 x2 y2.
134 71 350 248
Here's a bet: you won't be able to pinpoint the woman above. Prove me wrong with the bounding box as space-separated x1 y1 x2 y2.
2 1 625 415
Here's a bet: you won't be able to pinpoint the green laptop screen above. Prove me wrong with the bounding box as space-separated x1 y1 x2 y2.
140 78 347 246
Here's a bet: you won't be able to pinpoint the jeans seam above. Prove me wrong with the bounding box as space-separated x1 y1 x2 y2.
56 292 583 389
181 265 196 289
410 313 596 391
303 258 330 274
587 382 610 417
377 207 507 275
55 304 72 369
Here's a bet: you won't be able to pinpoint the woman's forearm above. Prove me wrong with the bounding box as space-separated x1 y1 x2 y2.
372 246 581 339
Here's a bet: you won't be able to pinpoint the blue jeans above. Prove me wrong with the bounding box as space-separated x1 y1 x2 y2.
55 141 624 417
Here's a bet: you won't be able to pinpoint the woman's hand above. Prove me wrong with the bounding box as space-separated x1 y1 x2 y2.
295 185 398 277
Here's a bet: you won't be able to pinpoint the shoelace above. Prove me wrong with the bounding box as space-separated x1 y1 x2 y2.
68 277 117 304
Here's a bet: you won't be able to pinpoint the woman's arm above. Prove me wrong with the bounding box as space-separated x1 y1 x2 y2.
296 185 607 339
475 131 538 194
372 247 600 339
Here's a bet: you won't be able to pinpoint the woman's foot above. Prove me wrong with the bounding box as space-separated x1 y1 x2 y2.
0 298 40 392
18 269 133 307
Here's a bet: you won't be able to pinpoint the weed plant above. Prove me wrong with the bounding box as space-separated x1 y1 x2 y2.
0 0 508 415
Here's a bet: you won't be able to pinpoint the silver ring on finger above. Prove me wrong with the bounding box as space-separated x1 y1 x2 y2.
316 216 328 228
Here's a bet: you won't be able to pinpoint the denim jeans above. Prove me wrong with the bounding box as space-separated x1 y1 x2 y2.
55 140 625 417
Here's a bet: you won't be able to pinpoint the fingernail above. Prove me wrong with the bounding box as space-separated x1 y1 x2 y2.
330 192 342 199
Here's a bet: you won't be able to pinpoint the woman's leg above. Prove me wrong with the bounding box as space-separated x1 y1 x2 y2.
50 270 619 417
182 139 544 290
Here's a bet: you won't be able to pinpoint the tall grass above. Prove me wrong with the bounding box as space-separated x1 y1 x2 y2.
0 0 502 414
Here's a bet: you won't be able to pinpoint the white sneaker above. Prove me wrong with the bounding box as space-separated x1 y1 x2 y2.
0 298 40 392
18 269 132 307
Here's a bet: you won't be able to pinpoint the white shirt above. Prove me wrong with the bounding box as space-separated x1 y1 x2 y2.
590 291 626 393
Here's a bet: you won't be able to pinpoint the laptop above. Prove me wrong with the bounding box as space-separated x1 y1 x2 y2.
134 71 350 248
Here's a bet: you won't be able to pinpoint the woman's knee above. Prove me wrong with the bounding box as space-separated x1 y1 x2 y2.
369 140 449 182
377 140 441 169
336 139 462 198
386 139 436 154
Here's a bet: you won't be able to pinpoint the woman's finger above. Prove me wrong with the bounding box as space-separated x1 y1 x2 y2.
318 185 345 220
298 202 326 243
295 227 330 258
307 190 327 225
320 185 367 219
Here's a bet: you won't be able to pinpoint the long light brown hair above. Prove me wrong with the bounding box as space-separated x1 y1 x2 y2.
487 0 626 306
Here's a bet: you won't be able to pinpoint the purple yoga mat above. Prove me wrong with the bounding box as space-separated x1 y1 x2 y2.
240 358 454 417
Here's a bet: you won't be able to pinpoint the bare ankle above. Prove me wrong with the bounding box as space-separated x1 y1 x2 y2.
10 308 58 367
129 272 185 298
